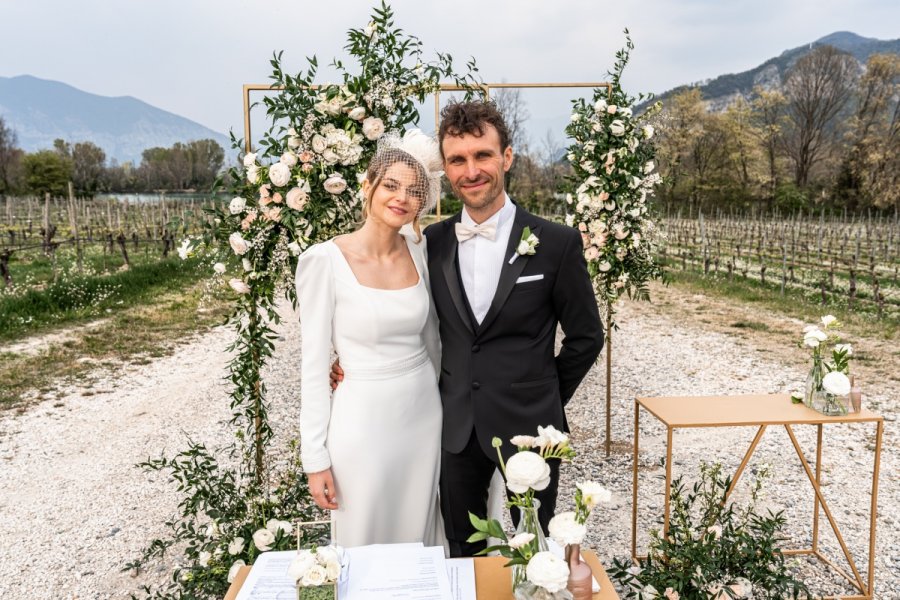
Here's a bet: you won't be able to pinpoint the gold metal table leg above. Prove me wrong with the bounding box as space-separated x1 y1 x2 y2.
631 399 640 561
866 420 883 598
725 425 767 502
663 426 673 540
813 423 823 552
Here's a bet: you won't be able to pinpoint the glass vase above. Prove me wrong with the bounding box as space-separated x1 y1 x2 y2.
511 500 548 592
804 355 825 408
810 390 849 416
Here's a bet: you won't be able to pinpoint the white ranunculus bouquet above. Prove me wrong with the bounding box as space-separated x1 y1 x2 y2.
288 545 345 589
795 314 853 414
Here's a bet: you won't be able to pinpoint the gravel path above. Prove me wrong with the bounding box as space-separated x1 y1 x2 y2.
0 289 896 599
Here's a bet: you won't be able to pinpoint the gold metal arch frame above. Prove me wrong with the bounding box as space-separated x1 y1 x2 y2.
240 81 612 219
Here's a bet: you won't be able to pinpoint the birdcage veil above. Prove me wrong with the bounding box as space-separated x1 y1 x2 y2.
369 129 443 216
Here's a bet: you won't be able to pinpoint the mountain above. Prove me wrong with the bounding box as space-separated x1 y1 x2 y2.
646 31 900 112
0 75 231 164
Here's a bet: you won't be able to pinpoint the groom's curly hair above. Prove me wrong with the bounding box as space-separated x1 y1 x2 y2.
438 100 511 155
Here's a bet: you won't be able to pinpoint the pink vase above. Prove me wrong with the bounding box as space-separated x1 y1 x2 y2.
565 543 593 600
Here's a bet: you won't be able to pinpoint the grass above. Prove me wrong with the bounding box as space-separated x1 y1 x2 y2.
664 268 900 341
0 282 232 409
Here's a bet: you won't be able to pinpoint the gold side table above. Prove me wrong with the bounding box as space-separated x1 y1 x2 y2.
631 394 884 600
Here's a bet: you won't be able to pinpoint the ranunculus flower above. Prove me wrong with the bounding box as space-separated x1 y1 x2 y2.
229 232 249 256
362 116 385 140
229 197 246 215
507 532 535 549
227 559 246 582
286 187 309 211
311 135 327 154
606 104 618 114
213 262 226 275
584 246 599 261
505 451 551 493
348 106 366 121
302 564 328 586
324 174 348 195
609 120 626 136
577 481 612 507
268 162 292 187
253 528 275 551
228 537 245 555
229 278 251 295
823 371 851 396
242 152 257 167
525 551 569 593
288 550 316 582
265 206 282 222
548 511 587 545
280 152 298 167
271 192 283 204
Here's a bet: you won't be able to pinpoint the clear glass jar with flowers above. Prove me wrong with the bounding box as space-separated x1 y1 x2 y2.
796 315 853 415
288 544 345 600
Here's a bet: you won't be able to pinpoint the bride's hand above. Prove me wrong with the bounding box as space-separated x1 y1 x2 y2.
329 359 344 391
309 469 339 510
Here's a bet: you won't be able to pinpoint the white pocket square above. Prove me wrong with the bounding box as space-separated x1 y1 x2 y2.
515 274 544 284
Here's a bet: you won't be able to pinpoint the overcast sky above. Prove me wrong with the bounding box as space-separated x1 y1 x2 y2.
2 0 898 146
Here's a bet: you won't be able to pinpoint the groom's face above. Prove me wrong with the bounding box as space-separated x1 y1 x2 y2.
442 124 513 212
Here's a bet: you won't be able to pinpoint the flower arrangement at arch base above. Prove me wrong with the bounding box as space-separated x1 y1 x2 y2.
467 426 612 600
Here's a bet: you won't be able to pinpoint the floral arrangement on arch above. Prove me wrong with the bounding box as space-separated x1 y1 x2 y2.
130 4 480 598
468 425 612 599
564 31 664 315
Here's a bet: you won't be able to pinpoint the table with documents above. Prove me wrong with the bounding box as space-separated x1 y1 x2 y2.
223 544 620 600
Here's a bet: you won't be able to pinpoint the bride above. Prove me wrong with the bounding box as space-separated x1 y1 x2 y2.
295 130 445 548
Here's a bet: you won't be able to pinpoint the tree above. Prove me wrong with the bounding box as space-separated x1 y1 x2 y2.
493 86 530 191
782 45 857 188
22 150 73 196
750 87 787 202
187 138 225 190
654 88 705 203
71 141 107 196
0 117 24 194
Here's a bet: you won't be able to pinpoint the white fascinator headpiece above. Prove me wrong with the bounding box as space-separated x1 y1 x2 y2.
374 128 443 215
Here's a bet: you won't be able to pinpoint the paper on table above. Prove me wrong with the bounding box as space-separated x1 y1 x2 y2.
445 558 476 600
234 550 297 600
343 544 452 600
546 539 600 593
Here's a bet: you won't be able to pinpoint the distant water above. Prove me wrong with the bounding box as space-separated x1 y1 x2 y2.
95 193 225 204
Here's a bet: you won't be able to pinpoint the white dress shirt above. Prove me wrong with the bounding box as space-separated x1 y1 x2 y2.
458 195 516 324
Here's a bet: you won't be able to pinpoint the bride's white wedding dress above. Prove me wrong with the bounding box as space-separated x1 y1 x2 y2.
296 234 445 548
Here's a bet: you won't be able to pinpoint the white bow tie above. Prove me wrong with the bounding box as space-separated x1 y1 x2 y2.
455 221 498 242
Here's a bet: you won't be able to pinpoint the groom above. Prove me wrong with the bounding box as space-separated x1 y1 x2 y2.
427 101 604 557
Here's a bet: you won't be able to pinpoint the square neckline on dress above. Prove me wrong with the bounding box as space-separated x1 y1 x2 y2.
327 235 422 291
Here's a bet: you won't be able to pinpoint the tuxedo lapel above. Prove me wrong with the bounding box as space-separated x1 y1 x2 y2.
477 207 541 334
440 215 475 336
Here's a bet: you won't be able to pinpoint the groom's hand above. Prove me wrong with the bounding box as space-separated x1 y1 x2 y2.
308 469 339 510
329 359 344 391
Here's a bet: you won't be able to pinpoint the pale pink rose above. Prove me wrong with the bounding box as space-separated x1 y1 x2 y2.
584 246 599 261
286 187 309 211
272 192 283 204
298 151 314 163
265 206 282 222
664 589 679 600
259 184 271 198
578 223 587 232
259 195 272 206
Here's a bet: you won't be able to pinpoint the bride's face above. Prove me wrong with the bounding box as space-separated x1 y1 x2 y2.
365 162 427 229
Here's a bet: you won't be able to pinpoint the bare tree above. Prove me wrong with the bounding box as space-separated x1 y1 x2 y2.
750 86 787 202
782 45 858 187
0 117 23 194
492 87 530 191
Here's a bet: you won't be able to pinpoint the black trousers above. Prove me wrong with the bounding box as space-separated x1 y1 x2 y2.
439 430 561 558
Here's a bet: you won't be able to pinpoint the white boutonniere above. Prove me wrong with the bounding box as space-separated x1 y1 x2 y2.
509 227 539 264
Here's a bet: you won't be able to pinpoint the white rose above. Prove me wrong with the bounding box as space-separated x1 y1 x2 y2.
642 125 654 139
577 481 612 507
301 564 328 587
228 537 245 556
348 106 366 121
198 551 211 567
322 148 339 164
315 545 340 567
324 174 348 195
507 532 535 550
362 116 385 140
598 261 612 272
311 134 327 154
584 246 599 261
821 314 837 327
510 435 537 448
229 232 249 255
288 241 302 256
280 152 298 167
548 511 587 545
516 240 531 255
242 152 257 167
288 550 316 582
213 262 226 275
505 451 551 493
227 559 246 582
246 165 260 184
525 551 569 593
593 98 607 113
324 560 341 580
229 196 246 215
252 528 275 552
287 128 301 149
268 162 292 187
823 371 851 396
286 187 309 211
610 120 626 136
229 278 250 294
607 104 618 114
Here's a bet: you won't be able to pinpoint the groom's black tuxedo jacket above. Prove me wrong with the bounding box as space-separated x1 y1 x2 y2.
424 205 604 460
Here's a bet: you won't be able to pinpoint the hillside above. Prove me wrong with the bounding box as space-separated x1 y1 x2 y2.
0 75 231 164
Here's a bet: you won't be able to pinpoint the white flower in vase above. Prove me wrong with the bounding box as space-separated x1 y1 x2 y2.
525 551 570 593
505 451 552 493
548 511 587 546
823 371 851 396
508 532 536 549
